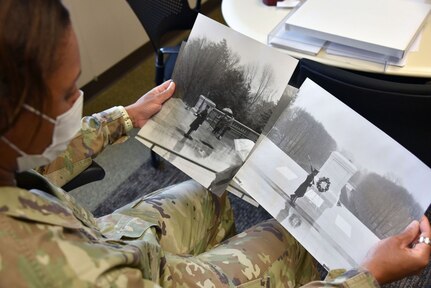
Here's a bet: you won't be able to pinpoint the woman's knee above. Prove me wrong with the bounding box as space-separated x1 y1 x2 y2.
115 180 234 254
196 219 318 286
114 180 208 213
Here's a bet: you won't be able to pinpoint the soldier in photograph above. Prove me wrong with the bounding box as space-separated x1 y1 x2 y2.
213 111 234 140
290 166 319 205
184 106 209 138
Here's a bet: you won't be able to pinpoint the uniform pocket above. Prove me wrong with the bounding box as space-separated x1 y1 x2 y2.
235 277 269 288
99 214 156 240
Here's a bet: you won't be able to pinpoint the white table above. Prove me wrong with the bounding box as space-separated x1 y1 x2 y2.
221 0 431 78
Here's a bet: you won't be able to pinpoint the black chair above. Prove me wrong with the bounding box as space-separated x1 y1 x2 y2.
126 0 201 86
126 0 201 168
16 161 105 192
288 58 431 167
61 161 106 191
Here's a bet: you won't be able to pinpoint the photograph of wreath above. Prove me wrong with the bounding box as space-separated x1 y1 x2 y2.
316 177 331 193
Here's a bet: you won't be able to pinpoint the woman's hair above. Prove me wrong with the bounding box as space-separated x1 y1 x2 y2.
0 0 71 136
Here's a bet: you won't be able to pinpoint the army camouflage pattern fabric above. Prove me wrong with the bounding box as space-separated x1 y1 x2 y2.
0 107 380 287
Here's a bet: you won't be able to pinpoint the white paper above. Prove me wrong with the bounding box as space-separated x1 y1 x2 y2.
269 27 326 55
285 0 431 58
326 42 408 67
276 0 300 8
234 139 255 162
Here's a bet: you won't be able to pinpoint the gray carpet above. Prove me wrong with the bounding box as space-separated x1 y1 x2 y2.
93 158 431 287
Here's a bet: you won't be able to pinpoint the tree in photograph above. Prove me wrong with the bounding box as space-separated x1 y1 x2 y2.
340 172 423 239
245 99 276 132
210 66 249 118
175 37 243 109
172 37 209 100
268 107 337 170
244 63 277 108
173 37 282 133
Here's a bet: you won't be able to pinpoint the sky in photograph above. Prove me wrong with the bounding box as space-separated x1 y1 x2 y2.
188 14 299 103
289 79 431 210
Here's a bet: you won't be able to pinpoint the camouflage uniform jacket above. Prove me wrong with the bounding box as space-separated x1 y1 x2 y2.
0 106 379 287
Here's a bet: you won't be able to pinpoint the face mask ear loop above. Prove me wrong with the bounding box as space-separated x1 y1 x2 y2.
1 136 27 156
22 104 56 124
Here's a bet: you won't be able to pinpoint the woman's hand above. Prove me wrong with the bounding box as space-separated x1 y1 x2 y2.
125 80 175 128
361 215 431 284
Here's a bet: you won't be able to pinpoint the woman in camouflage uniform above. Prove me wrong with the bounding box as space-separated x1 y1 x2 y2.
0 0 429 287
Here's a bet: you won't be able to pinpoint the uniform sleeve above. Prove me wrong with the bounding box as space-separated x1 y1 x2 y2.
300 268 380 288
36 106 132 187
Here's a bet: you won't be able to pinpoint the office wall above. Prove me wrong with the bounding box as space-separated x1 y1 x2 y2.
63 0 205 87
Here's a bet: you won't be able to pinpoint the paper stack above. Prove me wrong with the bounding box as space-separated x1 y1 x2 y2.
268 0 431 66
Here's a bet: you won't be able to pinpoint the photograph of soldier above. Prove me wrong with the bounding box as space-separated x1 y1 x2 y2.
184 107 209 138
289 165 319 205
212 108 234 140
234 79 431 269
137 14 300 196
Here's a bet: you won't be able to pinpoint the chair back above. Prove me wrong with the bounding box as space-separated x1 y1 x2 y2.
289 58 431 167
126 0 200 52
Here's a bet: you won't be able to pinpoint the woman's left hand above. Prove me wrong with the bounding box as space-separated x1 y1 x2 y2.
361 215 431 284
125 79 175 128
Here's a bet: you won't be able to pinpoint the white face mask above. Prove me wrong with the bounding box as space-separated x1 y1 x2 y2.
1 90 84 172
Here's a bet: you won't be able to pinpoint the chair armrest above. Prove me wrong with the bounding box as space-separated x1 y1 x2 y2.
156 46 181 85
159 46 181 55
15 161 105 192
62 161 106 192
195 0 201 11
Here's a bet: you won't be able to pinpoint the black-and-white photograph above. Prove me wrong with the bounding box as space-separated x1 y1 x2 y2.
234 78 431 269
137 14 299 194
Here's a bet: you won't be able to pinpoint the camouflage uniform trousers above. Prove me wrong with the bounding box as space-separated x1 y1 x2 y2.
105 180 319 287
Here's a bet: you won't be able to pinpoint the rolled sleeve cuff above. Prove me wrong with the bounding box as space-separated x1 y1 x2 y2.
325 268 380 287
91 106 133 132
